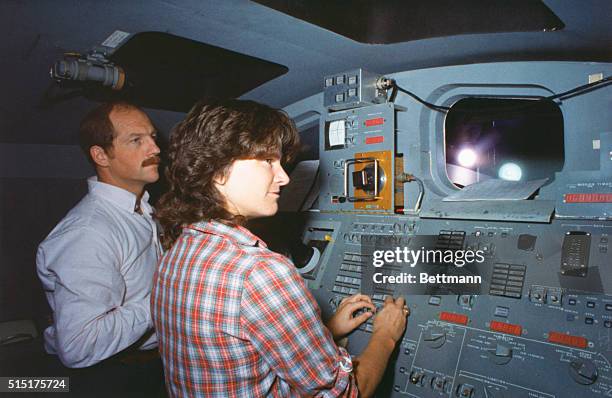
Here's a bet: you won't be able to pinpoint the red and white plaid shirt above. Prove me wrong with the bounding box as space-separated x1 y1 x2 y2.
151 221 358 397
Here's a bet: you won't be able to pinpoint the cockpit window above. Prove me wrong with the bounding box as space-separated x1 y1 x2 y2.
445 98 564 188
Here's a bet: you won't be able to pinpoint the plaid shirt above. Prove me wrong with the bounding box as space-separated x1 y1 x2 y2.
151 221 358 397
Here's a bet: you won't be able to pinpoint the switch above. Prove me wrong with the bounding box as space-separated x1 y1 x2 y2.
585 317 594 325
348 75 357 85
569 360 598 385
431 377 446 391
335 75 345 85
529 287 546 303
488 343 513 365
494 306 509 318
409 371 426 386
547 288 562 307
604 320 611 328
324 77 333 87
457 384 474 397
335 93 345 103
428 296 441 306
606 304 612 311
587 301 595 308
458 295 474 307
348 88 357 97
568 298 577 305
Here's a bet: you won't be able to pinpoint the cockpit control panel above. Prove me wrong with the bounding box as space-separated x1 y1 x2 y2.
292 68 612 397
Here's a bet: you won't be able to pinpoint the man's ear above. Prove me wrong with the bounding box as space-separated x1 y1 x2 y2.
90 145 110 168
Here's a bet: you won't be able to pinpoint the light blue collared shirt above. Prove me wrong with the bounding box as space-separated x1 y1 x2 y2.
37 177 161 368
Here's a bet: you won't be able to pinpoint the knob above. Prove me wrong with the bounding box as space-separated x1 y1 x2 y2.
423 327 446 349
569 359 598 385
488 343 512 365
456 384 474 398
409 371 426 386
431 376 446 391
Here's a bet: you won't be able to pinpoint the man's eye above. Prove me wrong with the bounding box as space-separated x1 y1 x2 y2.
265 159 273 164
132 138 141 144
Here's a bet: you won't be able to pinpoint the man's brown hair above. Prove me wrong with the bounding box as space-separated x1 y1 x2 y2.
156 99 300 250
78 101 143 165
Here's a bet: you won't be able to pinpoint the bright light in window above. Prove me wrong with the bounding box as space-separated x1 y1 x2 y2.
457 148 477 168
498 162 522 181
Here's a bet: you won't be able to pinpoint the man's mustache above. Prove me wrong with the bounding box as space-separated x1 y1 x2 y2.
142 156 161 167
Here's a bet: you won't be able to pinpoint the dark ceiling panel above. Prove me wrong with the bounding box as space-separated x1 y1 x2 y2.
89 32 288 112
253 0 565 44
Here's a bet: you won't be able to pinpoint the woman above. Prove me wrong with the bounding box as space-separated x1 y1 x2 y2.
152 99 407 397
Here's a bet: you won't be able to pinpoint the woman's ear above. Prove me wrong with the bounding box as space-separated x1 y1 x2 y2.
213 172 227 186
213 172 227 198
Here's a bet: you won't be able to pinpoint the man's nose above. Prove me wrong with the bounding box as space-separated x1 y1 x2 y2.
147 136 160 155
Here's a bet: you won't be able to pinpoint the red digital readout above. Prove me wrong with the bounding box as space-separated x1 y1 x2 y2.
365 136 384 144
364 117 384 127
490 320 522 336
564 193 612 203
548 331 588 348
439 311 469 325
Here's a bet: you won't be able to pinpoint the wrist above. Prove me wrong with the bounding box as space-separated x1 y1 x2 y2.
370 330 397 352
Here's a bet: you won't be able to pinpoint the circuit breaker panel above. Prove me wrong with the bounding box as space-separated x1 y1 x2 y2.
319 101 401 213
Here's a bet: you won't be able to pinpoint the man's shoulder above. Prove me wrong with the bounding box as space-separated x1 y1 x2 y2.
43 194 117 241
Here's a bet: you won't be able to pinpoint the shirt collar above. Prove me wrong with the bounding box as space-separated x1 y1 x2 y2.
87 176 151 215
187 220 266 248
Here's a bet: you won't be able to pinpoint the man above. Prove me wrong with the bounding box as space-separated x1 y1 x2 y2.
37 101 162 376
152 99 408 397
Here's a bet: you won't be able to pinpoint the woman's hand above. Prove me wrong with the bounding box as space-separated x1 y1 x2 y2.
326 294 376 340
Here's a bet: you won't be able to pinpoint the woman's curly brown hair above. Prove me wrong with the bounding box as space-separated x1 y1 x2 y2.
156 99 300 250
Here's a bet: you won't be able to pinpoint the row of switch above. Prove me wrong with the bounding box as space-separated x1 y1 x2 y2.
342 253 365 263
566 312 612 328
567 298 612 311
352 223 395 232
324 74 358 88
335 275 360 286
331 285 359 295
333 90 358 103
339 263 363 273
528 286 561 305
405 370 451 393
